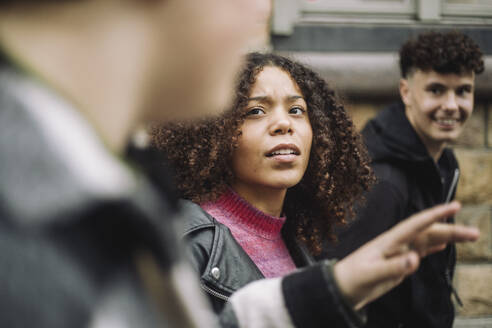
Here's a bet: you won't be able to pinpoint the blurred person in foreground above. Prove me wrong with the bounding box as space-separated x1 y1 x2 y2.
325 31 484 328
0 1 479 327
0 0 271 326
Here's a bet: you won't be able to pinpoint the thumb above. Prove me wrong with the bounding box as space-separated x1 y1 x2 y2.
371 251 420 283
346 252 421 310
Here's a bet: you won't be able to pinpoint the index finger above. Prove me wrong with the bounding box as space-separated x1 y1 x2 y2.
381 201 461 248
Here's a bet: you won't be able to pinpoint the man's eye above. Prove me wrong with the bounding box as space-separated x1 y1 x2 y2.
246 108 265 116
456 86 472 96
289 107 305 115
429 88 443 95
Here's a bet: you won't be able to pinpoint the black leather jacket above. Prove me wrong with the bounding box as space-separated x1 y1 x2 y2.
180 200 316 313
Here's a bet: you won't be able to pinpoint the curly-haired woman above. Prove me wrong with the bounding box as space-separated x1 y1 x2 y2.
152 53 478 324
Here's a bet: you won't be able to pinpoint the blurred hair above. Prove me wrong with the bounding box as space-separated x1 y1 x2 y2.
400 30 484 78
0 0 79 7
151 52 374 255
0 1 52 8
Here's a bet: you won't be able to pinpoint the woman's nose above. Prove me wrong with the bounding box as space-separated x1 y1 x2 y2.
269 109 292 135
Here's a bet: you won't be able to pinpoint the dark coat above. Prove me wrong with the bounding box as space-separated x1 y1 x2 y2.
324 102 459 328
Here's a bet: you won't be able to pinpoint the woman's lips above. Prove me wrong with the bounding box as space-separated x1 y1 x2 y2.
265 143 301 163
268 153 298 163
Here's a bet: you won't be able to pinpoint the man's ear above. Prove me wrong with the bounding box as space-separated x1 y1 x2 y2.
399 78 411 107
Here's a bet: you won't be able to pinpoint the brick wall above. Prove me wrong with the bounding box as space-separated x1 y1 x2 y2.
347 100 492 323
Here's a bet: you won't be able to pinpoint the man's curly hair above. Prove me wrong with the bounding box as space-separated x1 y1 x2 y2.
400 30 484 78
151 52 374 255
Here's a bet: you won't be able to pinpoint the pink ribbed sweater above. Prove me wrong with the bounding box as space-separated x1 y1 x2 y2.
201 189 296 278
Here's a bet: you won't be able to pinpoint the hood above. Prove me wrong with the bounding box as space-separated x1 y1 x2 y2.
362 101 432 165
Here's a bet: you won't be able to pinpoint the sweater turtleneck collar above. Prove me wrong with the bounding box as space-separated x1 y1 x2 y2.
201 188 286 240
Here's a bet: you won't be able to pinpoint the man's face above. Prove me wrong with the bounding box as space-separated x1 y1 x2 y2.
146 0 272 121
400 70 475 147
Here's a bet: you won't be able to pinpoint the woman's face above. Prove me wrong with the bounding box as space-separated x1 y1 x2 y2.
231 66 313 191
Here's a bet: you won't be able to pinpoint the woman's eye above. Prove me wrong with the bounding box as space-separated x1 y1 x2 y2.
246 108 265 116
289 107 305 115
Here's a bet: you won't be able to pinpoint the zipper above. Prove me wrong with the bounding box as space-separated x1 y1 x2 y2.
444 169 460 204
428 253 463 308
201 283 230 302
443 168 463 307
445 268 463 307
428 168 463 308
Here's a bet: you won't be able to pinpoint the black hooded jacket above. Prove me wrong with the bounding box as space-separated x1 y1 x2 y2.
324 102 459 328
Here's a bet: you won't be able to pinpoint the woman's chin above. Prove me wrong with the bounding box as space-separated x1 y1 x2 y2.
264 178 302 190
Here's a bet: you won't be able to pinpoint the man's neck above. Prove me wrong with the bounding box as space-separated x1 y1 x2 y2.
404 107 446 163
0 2 154 154
424 140 447 163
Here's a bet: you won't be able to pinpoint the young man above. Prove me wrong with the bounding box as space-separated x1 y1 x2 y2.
0 2 479 327
326 31 484 327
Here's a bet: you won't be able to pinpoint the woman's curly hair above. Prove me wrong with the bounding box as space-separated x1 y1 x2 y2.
151 52 374 255
400 30 484 78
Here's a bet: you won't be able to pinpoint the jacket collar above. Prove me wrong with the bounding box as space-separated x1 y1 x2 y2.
364 101 429 163
0 65 137 228
180 200 216 235
180 199 316 298
180 199 264 296
181 198 315 267
363 101 457 169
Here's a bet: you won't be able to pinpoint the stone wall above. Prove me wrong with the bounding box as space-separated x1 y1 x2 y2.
347 99 492 322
